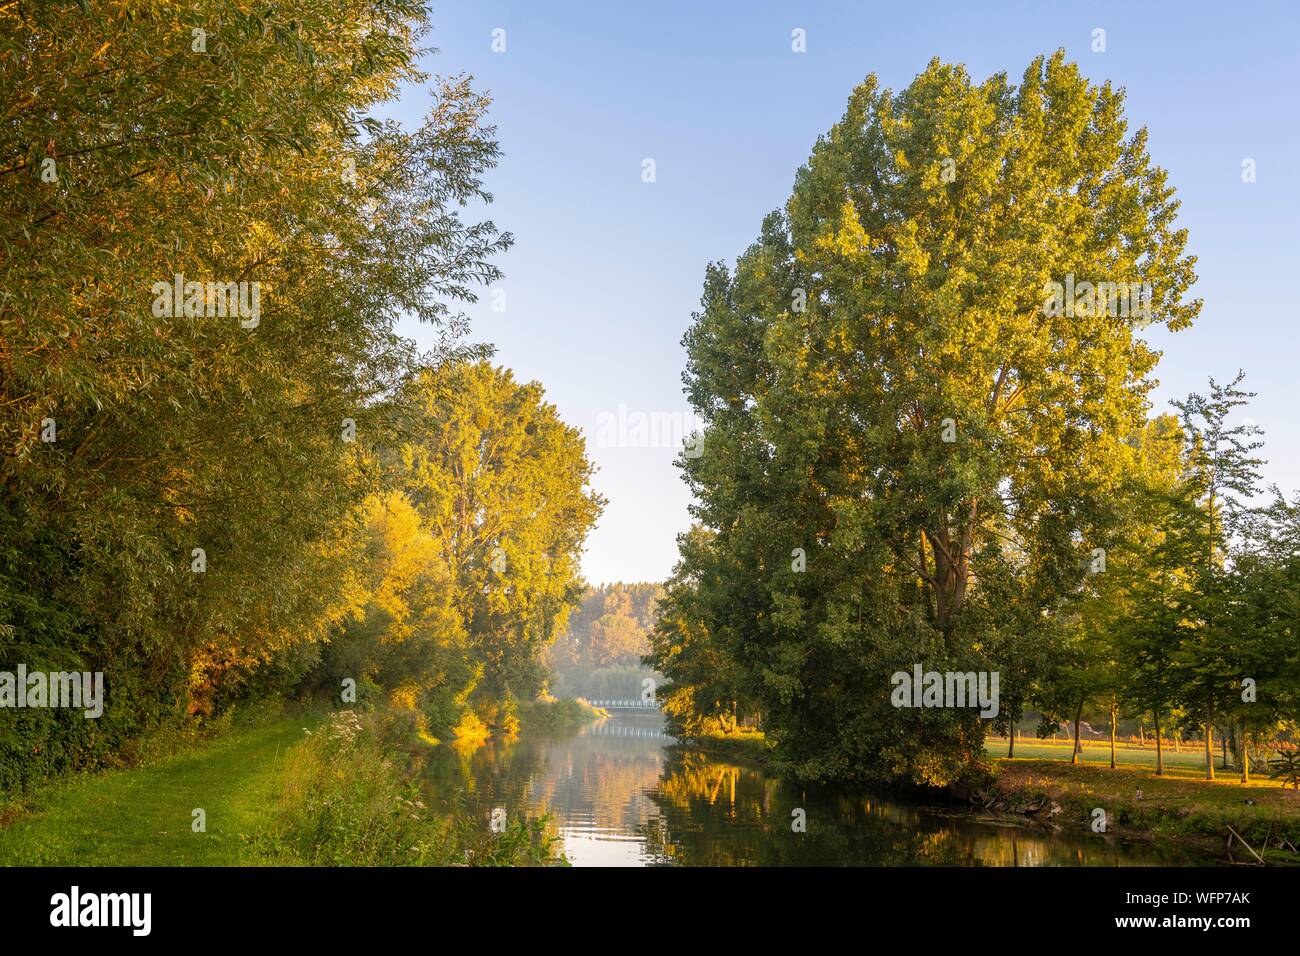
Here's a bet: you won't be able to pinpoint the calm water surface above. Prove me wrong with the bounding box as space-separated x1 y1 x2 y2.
419 711 1207 866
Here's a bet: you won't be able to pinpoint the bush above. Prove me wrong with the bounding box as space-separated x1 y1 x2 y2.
517 697 606 734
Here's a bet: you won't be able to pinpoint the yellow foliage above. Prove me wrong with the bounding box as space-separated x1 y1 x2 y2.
389 684 419 712
451 711 489 742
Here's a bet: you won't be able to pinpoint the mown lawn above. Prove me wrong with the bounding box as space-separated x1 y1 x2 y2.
985 737 1218 770
0 718 309 866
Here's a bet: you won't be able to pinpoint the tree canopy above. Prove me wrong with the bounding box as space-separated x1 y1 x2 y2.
0 2 603 787
647 54 1300 789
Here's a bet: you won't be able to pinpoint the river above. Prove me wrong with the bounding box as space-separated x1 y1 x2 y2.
418 710 1208 866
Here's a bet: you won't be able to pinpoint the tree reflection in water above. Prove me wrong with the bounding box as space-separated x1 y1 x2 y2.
418 714 1206 866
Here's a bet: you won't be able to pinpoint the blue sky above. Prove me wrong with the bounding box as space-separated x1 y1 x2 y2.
389 1 1300 584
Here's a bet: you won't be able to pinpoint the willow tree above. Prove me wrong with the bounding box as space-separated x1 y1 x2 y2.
0 2 508 786
674 53 1200 785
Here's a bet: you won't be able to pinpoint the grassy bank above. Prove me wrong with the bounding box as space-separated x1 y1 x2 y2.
0 709 565 866
0 716 309 865
248 710 563 866
985 758 1300 863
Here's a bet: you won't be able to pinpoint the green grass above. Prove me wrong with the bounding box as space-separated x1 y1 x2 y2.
0 717 310 865
986 737 1214 769
1 710 566 867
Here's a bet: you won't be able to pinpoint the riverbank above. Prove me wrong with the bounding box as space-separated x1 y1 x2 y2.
983 758 1300 863
0 716 310 865
670 727 1300 862
0 707 567 866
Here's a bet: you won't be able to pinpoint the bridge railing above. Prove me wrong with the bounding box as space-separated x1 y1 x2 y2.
589 699 661 709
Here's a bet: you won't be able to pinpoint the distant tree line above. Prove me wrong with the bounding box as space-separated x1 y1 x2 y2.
548 583 663 699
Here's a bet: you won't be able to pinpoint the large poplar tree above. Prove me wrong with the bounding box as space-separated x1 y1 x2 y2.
667 53 1200 785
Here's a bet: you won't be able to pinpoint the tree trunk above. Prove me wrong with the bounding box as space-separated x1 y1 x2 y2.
1222 733 1228 770
1138 719 1145 746
1071 697 1084 765
1239 722 1249 784
1154 712 1164 776
1204 711 1214 781
926 511 974 642
1109 700 1117 769
1007 724 1015 758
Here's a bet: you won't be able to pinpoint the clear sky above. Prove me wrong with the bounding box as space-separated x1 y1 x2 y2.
388 1 1300 585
